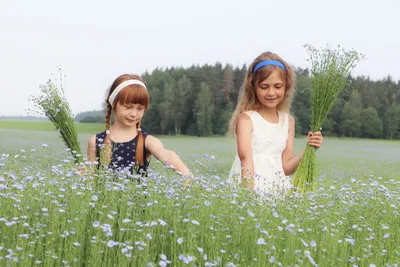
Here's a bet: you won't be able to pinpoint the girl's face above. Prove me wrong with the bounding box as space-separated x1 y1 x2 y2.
114 102 146 127
255 70 286 110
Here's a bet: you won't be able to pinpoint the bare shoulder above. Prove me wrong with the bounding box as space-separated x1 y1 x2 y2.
145 135 163 149
236 112 253 134
237 112 253 127
238 112 252 121
145 134 158 144
288 114 295 125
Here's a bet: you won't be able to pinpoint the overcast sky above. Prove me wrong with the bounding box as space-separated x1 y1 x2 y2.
1 0 399 116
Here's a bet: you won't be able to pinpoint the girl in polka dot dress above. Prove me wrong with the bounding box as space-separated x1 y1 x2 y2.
87 74 192 179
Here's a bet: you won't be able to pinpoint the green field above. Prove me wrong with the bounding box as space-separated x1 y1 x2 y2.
1 120 399 177
0 119 105 134
0 120 399 266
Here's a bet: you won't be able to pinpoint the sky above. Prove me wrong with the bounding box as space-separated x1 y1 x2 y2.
1 0 400 116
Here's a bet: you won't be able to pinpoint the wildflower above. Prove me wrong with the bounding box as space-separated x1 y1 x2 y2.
270 256 275 263
257 238 266 245
159 254 171 266
382 224 389 230
345 238 355 246
300 238 309 247
384 233 390 239
179 254 195 264
166 188 174 198
158 219 167 226
107 240 118 248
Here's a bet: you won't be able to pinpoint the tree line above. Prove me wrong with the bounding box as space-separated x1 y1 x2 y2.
76 63 400 140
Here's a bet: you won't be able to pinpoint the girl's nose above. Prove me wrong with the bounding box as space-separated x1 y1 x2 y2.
266 90 274 96
129 110 137 117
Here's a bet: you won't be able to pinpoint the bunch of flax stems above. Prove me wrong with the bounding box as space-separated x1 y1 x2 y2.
292 44 364 194
30 67 83 163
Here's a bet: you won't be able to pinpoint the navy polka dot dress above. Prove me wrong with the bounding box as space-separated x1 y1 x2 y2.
95 130 150 175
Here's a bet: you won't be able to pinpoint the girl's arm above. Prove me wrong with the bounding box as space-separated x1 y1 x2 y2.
145 135 192 177
71 136 97 179
235 113 254 188
87 135 97 162
282 116 323 175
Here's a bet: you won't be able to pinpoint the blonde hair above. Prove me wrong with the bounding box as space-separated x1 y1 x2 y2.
103 74 149 168
228 51 296 135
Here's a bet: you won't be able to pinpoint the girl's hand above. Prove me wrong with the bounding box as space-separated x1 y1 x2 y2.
307 131 323 149
242 175 255 190
183 173 194 189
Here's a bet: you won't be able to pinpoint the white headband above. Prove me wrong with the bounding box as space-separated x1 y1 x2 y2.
108 79 147 107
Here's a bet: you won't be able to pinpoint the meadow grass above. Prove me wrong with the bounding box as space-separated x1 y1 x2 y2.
0 120 104 134
0 124 399 266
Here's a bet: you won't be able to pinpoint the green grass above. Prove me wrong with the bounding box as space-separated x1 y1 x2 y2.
0 122 399 266
0 119 105 134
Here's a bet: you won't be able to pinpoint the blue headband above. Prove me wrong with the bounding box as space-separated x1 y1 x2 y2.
252 60 286 73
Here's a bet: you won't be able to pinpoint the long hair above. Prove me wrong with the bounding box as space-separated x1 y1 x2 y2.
103 74 149 167
228 52 296 135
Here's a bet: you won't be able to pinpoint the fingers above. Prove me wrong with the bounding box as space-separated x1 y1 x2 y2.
308 137 323 148
309 131 322 137
307 131 323 149
308 142 322 148
183 178 191 189
309 135 323 141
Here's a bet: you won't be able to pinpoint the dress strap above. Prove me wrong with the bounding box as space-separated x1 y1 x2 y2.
241 111 257 133
279 111 289 134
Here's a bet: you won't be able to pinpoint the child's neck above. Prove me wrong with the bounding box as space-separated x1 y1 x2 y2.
109 122 138 142
257 107 279 123
257 107 278 116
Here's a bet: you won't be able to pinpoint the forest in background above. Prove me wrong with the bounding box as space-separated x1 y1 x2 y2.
75 63 400 139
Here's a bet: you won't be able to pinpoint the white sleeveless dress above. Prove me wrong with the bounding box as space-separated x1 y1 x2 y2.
228 110 291 194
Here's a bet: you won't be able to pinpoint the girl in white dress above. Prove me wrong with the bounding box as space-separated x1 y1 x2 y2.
228 52 323 194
